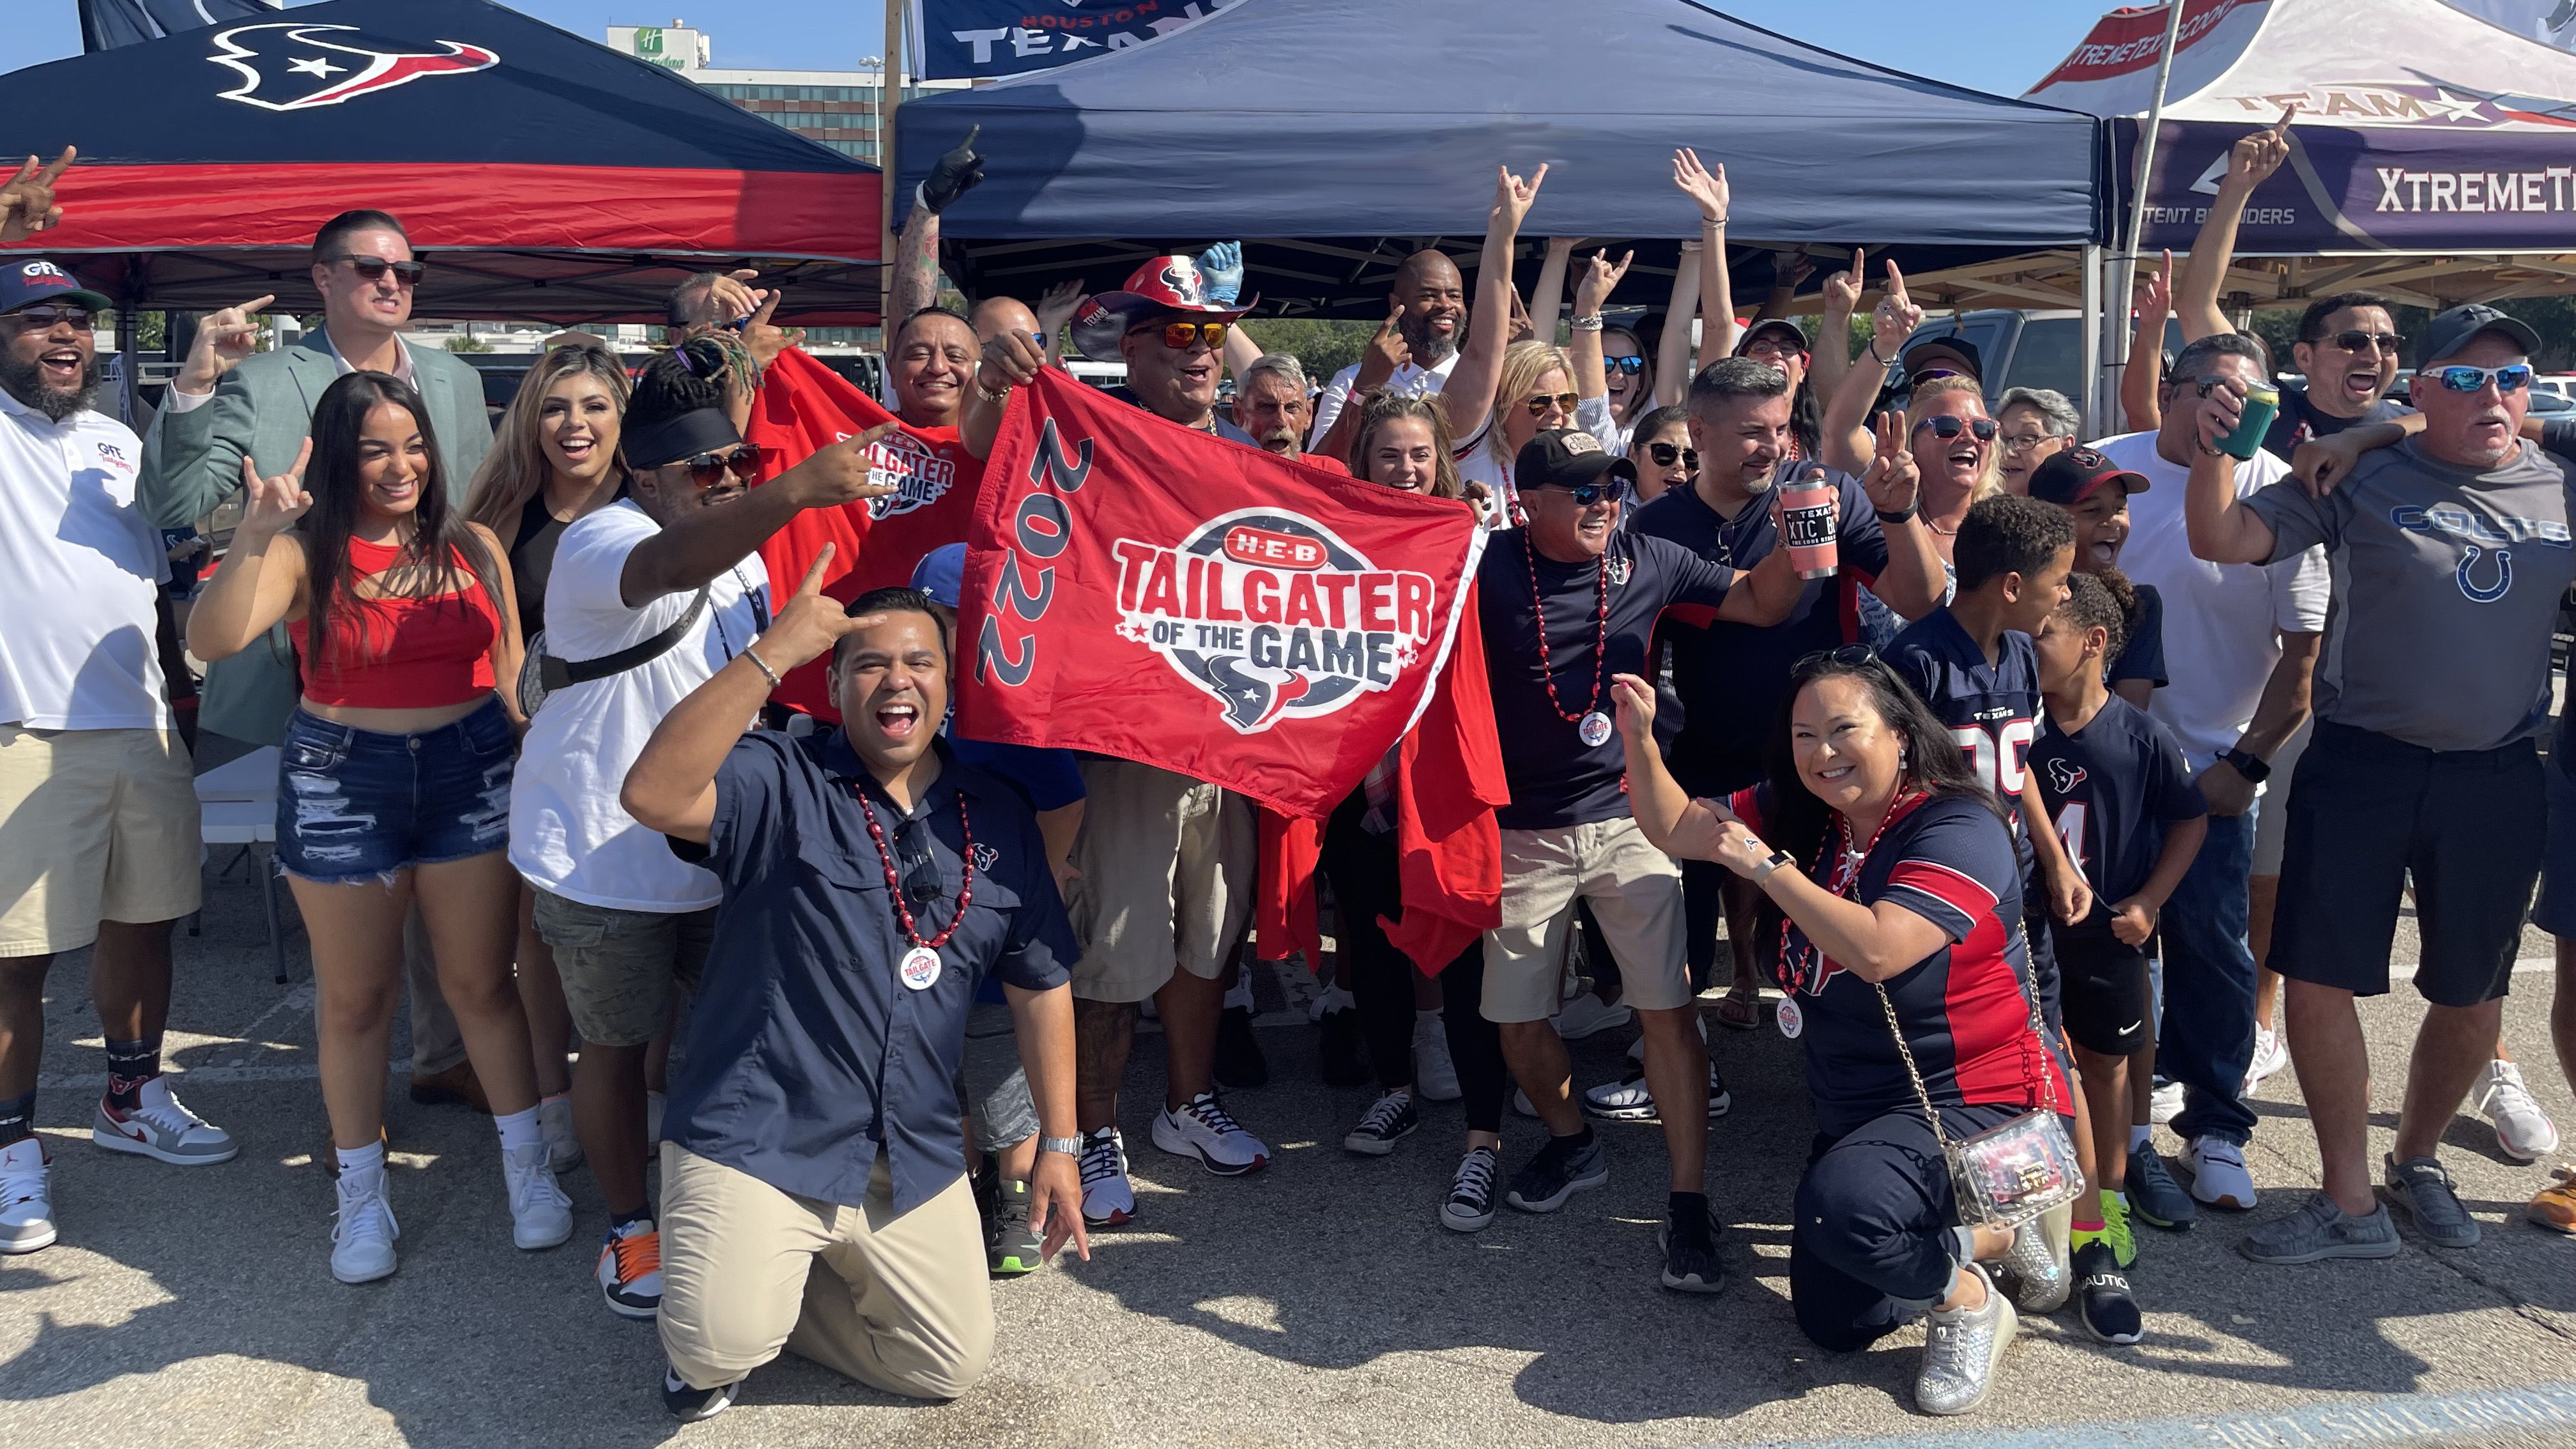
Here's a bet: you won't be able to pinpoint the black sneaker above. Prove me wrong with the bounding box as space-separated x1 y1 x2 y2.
663 1367 741 1422
2073 1239 2142 1345
989 1176 1043 1277
1442 1146 1500 1232
1659 1198 1727 1294
2126 1142 2198 1230
1318 1007 1371 1086
1214 1003 1269 1089
1503 1131 1608 1213
1342 1090 1419 1156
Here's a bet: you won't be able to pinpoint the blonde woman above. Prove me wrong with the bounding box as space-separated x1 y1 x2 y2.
1455 339 1577 526
463 339 635 1168
1904 375 2005 562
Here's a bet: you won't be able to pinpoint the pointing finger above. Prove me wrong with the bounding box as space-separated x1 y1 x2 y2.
752 290 783 326
794 543 838 599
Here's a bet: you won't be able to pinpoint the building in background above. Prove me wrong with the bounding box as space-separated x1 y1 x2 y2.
604 19 965 164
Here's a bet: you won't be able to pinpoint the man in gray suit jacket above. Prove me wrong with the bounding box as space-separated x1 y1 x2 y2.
138 210 496 1107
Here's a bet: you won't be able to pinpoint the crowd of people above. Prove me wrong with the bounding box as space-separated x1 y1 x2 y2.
3 116 2574 1425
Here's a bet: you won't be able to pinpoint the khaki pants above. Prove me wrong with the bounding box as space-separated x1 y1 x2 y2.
658 1144 993 1400
1066 759 1254 1003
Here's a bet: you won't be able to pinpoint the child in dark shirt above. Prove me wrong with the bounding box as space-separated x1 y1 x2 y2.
2031 572 2209 1345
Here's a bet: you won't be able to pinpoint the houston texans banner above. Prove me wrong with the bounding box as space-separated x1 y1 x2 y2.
958 369 1489 820
907 0 1238 80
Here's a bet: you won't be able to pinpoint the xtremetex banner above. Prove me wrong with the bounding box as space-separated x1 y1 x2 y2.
958 369 1489 820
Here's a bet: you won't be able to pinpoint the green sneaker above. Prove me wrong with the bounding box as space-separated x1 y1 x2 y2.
2101 1188 2137 1269
989 1176 1044 1278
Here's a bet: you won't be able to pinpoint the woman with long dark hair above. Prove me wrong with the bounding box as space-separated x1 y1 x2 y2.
1613 650 2071 1416
190 371 571 1285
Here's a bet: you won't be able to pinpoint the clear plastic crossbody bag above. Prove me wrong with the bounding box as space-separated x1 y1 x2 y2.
1869 926 2082 1229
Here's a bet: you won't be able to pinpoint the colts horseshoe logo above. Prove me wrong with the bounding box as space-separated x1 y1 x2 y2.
2457 544 2513 603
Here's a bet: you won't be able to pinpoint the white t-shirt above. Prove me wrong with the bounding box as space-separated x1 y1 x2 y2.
509 500 770 912
1308 351 1459 447
1574 394 1637 457
0 393 169 730
2094 431 2330 766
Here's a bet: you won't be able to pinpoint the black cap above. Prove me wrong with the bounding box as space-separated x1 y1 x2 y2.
1735 317 1808 356
0 258 112 316
1514 428 1636 491
2417 303 2541 368
2028 446 2150 507
1902 332 1983 386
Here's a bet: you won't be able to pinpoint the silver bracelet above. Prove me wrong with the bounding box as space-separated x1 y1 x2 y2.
742 645 783 689
1569 314 1605 332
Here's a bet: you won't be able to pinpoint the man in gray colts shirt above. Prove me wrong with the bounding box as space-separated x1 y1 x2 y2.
2181 303 2575 1264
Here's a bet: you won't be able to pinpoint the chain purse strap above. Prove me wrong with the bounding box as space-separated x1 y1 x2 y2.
1869 914 2060 1147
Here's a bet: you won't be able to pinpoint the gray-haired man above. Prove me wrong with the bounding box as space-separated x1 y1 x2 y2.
1234 353 1312 459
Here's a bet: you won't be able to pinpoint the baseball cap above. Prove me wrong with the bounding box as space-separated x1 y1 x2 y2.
1735 317 1808 356
2416 303 2541 369
909 542 969 609
1515 429 1636 492
1902 332 1984 387
2027 447 2149 508
1070 256 1255 361
0 258 111 316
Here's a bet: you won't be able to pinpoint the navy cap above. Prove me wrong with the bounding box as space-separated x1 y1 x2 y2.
1902 331 1984 387
0 258 112 316
2417 303 2542 368
909 542 968 608
1734 317 1808 356
1514 428 1636 492
2028 447 2149 507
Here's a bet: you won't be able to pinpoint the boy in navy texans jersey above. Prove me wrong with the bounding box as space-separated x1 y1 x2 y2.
2030 574 2208 1346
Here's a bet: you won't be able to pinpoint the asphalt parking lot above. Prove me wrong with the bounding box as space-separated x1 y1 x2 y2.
4 851 2575 1449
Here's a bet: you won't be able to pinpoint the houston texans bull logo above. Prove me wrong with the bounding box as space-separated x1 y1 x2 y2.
2046 758 2087 793
1112 509 1439 733
210 23 498 112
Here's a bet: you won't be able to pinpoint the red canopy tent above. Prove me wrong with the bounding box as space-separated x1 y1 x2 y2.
0 0 882 323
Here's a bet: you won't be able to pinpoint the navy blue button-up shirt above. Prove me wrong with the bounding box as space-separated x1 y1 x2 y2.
666 730 1076 1213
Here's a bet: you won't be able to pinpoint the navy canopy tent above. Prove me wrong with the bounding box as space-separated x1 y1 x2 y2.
1 0 883 323
895 0 2109 315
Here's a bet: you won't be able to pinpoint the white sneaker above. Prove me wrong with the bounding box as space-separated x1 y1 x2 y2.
93 1078 238 1166
2477 1060 2561 1163
2150 1079 2184 1125
1151 1092 1269 1176
2184 1135 2257 1211
539 1094 583 1174
330 1163 400 1283
1413 1013 1460 1101
1582 1061 1731 1122
2244 1027 2288 1094
1553 993 1633 1041
0 1137 56 1254
1078 1127 1136 1227
502 1140 574 1250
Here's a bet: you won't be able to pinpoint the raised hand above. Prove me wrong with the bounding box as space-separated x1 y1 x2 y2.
758 545 875 672
1195 241 1244 307
1572 249 1633 318
1491 162 1549 234
1821 247 1864 316
976 328 1048 395
2138 249 2175 318
1355 300 1411 391
1859 408 1919 516
780 423 902 511
1545 235 1579 261
2192 372 2248 456
740 289 802 371
178 294 276 395
1035 279 1086 342
920 126 986 217
1505 286 1535 344
2225 106 2296 192
1671 148 1729 226
236 440 314 538
0 146 73 243
1772 254 1816 296
1871 259 1922 355
703 269 769 331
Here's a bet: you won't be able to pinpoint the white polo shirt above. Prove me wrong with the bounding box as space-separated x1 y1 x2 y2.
0 388 169 730
1308 351 1459 446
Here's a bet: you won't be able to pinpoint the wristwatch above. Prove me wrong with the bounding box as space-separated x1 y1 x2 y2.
2220 747 2273 785
1748 845 1795 882
1038 1135 1085 1158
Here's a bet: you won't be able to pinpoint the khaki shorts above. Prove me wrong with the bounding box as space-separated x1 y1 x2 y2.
0 725 201 956
1482 816 1689 1023
1065 759 1254 1004
532 888 712 1048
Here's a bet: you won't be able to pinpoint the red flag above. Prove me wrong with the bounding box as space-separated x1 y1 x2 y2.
959 368 1488 820
741 348 986 717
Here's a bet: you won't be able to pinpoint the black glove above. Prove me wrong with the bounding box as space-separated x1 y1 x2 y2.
919 125 985 217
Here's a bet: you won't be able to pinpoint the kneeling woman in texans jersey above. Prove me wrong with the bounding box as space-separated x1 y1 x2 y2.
1611 651 2071 1418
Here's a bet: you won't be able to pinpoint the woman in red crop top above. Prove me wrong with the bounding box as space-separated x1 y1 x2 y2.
190 371 572 1284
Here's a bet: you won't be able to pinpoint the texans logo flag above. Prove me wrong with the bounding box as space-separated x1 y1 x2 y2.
741 348 986 719
959 368 1489 819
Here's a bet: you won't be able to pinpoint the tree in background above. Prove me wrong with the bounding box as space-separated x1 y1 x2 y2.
1240 319 1377 383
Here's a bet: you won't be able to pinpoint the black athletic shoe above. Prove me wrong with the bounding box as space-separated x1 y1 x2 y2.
1213 1003 1269 1089
1318 1007 1371 1087
1659 1197 1727 1294
1504 1131 1608 1213
2073 1240 2143 1345
1341 1090 1419 1156
663 1367 741 1422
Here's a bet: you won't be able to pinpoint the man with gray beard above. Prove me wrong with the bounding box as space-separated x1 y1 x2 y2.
1307 248 1469 462
0 258 232 1259
1234 353 1314 459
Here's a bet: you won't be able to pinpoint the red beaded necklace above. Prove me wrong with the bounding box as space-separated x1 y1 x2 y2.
852 786 975 951
1776 788 1923 991
1520 533 1613 725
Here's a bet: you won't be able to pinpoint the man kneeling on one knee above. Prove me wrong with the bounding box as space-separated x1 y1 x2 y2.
624 554 1088 1420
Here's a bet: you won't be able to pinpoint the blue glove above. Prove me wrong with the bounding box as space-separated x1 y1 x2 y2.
1195 241 1244 307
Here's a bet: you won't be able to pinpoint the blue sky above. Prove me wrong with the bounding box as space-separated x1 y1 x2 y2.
19 1 2101 95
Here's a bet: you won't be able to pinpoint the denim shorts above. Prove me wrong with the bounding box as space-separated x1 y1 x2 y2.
275 698 515 884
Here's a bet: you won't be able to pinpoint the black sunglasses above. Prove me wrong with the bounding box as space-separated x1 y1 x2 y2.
1793 644 1878 672
681 444 765 486
1915 415 1999 442
2319 329 2401 355
1645 441 1699 472
327 254 427 284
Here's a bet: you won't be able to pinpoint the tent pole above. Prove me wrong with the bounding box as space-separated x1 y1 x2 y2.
880 1 904 328
2082 245 2104 436
2110 0 2189 425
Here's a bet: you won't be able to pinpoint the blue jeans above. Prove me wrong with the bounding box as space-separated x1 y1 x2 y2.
2159 805 2258 1146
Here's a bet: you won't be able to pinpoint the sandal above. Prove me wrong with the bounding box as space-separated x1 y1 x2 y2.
1713 981 1762 1031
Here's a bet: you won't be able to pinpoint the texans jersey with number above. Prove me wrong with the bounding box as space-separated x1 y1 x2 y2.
2028 696 2207 934
1886 610 2043 839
